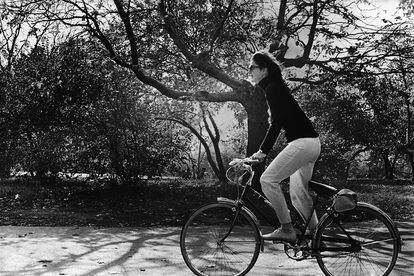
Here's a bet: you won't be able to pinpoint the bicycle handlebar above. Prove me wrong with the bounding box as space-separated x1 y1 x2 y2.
226 157 262 186
229 157 262 168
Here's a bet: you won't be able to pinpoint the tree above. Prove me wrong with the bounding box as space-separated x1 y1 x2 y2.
386 64 414 180
0 39 105 179
4 0 414 183
86 89 191 183
160 102 227 181
303 73 409 179
0 36 191 182
0 2 56 176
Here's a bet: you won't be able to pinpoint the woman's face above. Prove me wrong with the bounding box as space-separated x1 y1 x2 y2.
249 61 268 84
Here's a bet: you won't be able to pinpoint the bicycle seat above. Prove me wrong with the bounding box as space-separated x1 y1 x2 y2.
309 180 338 198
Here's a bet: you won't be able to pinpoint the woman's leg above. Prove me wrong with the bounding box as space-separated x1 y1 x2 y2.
290 163 318 232
260 138 320 240
290 138 320 233
260 144 303 226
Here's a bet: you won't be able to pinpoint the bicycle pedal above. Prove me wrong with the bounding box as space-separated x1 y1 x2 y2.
272 240 297 245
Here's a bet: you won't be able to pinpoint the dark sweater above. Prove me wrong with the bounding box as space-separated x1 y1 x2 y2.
258 76 318 154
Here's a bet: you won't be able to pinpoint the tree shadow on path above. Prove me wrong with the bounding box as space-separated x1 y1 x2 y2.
0 226 187 276
0 221 413 276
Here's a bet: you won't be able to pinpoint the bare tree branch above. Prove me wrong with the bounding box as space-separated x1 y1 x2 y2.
159 0 245 91
156 116 224 180
112 0 139 64
209 0 234 52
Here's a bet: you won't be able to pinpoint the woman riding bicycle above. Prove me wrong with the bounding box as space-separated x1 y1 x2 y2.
249 51 321 242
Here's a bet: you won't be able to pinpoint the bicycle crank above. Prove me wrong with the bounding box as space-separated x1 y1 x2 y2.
283 239 311 261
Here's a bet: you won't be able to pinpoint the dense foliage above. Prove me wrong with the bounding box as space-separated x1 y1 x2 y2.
0 40 191 183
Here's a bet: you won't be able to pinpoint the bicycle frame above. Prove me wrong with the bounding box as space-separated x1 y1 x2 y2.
180 158 403 276
223 159 402 256
222 162 364 251
224 161 321 236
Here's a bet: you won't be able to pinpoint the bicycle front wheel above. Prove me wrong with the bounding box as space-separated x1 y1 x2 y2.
314 202 399 276
180 202 261 276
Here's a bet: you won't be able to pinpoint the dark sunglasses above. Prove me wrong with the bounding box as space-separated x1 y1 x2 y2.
249 65 260 71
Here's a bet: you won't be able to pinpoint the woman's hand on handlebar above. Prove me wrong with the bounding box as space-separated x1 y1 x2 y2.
229 156 262 168
250 150 266 161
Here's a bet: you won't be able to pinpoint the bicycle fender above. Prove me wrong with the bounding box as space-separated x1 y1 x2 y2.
216 197 260 225
217 197 264 252
357 202 403 253
314 202 403 253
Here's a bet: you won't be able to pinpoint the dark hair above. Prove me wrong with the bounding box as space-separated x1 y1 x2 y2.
252 51 283 82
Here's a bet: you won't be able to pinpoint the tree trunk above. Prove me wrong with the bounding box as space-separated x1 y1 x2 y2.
381 152 394 180
407 150 414 180
203 108 227 182
0 155 11 178
345 147 368 179
105 132 126 184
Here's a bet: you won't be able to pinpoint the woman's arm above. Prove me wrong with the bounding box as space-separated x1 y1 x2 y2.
259 83 285 154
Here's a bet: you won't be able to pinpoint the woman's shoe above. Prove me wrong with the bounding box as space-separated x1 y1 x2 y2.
262 228 297 242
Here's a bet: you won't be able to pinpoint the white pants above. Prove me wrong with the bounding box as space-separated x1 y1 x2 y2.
260 137 321 230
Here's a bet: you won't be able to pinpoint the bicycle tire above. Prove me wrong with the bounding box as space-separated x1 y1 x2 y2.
314 202 399 276
180 202 261 276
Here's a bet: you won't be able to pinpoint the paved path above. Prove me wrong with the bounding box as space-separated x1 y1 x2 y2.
0 221 413 276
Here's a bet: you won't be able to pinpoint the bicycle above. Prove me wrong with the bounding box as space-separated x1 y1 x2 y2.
180 157 402 276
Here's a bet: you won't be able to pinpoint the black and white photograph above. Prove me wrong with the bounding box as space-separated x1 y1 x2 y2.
0 0 413 275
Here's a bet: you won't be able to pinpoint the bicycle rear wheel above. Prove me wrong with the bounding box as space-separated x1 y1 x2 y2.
314 202 399 276
180 202 261 276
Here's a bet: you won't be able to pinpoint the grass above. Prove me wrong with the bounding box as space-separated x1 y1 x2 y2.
0 177 413 227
